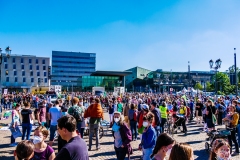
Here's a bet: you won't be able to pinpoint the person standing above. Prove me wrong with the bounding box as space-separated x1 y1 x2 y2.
108 100 114 123
112 111 132 160
37 101 47 127
123 102 130 128
84 98 104 151
150 101 161 136
55 115 89 160
68 97 84 136
159 102 167 134
195 99 203 125
48 100 62 146
9 104 21 147
206 100 216 131
128 103 138 141
21 102 34 140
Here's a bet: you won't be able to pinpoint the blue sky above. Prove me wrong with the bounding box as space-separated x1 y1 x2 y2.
0 0 240 72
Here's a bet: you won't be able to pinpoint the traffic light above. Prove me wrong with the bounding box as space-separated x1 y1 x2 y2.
48 66 51 79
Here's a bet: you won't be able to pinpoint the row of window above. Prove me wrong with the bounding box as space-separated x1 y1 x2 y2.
52 55 95 60
4 64 47 70
4 57 46 64
6 77 48 83
5 70 47 76
52 65 95 69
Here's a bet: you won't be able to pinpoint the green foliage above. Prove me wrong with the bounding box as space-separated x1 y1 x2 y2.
206 82 213 92
194 82 203 90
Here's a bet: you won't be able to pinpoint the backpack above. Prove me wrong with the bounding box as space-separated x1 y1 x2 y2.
71 106 83 122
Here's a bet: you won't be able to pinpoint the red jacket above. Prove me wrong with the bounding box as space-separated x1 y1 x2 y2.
84 103 104 120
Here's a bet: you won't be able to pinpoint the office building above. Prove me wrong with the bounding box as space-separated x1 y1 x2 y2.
51 51 96 91
0 53 50 93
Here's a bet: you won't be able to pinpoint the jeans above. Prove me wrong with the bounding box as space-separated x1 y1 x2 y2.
49 125 57 141
11 135 15 143
228 128 239 153
130 120 137 140
77 123 85 139
143 147 154 160
89 123 100 149
8 102 12 110
237 124 240 147
114 147 127 160
160 118 167 133
180 117 187 132
22 123 32 140
217 112 223 125
4 103 8 110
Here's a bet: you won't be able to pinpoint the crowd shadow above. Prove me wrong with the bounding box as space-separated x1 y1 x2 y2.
0 156 14 160
194 149 209 160
89 150 116 158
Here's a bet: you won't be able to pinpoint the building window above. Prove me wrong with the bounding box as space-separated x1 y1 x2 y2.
36 66 39 70
42 59 45 64
36 59 38 64
5 70 8 75
21 58 24 63
22 71 25 76
13 64 16 69
12 58 15 63
4 64 8 69
37 72 40 76
14 71 17 76
43 66 46 70
29 59 32 63
4 57 7 62
30 71 33 76
6 77 9 82
15 77 18 82
21 65 24 69
45 78 48 83
29 65 32 70
31 78 34 83
44 72 47 76
23 78 26 82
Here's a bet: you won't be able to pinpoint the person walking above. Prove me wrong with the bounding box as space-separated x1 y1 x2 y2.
112 111 132 160
108 100 114 123
21 102 34 140
55 115 89 160
48 100 62 146
195 99 204 125
84 98 104 151
206 100 216 131
128 103 138 141
140 112 157 160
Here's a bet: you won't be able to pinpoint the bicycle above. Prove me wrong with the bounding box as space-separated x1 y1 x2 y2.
84 119 110 139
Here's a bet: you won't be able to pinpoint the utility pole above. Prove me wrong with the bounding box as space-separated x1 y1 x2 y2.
234 48 238 96
188 61 191 88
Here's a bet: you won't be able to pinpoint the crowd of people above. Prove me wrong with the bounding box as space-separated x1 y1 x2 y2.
1 92 240 160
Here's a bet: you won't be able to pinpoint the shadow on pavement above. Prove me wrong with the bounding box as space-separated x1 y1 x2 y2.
0 156 14 160
194 149 209 160
89 151 116 158
186 140 204 145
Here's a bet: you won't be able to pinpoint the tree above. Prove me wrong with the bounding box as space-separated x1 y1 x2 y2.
206 82 213 92
194 82 203 90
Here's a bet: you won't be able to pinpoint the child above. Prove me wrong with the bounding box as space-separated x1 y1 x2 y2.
14 140 34 160
209 139 231 160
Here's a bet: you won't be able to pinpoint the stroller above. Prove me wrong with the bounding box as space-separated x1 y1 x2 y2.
205 128 231 152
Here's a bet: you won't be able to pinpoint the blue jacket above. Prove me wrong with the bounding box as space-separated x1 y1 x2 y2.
142 125 156 149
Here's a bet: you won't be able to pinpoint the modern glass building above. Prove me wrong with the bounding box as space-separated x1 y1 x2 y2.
51 51 96 91
78 71 132 92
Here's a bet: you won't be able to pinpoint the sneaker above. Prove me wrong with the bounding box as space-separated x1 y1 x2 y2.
9 143 18 147
232 152 239 156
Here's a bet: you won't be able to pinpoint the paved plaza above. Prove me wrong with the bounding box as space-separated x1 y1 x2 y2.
0 109 240 160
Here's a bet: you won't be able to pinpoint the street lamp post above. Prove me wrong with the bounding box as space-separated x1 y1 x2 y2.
234 48 238 96
209 58 222 95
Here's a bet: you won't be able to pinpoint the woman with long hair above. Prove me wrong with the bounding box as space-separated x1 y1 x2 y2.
21 102 34 140
168 143 194 160
209 139 231 160
150 133 175 160
9 104 21 147
223 105 239 155
206 100 216 131
112 111 132 160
